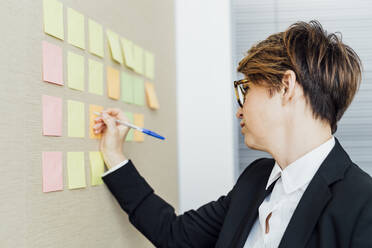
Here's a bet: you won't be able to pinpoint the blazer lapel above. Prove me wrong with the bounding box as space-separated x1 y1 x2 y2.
229 172 278 248
278 137 351 247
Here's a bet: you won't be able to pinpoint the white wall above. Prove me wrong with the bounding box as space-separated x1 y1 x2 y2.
175 0 236 212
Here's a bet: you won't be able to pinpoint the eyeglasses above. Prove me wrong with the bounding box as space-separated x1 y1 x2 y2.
234 79 251 108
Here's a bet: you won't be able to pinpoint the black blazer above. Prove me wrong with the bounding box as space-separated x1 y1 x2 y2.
102 138 372 248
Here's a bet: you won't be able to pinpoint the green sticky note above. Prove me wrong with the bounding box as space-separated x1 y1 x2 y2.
133 44 144 75
43 0 64 40
67 8 85 49
67 100 85 138
144 50 155 80
120 37 135 69
124 112 134 141
107 29 123 64
67 152 86 189
121 71 134 103
88 19 103 57
67 51 85 91
133 76 145 106
89 151 104 186
88 59 103 95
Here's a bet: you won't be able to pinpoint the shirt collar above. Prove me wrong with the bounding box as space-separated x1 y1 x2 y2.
265 136 335 194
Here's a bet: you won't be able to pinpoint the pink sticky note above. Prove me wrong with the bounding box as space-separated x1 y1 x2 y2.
42 95 62 136
42 151 63 193
42 41 63 85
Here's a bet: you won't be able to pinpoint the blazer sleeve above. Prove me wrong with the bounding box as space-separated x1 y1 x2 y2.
102 160 234 248
350 196 372 248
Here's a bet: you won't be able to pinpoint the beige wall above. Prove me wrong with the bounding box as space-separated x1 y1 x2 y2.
0 0 178 247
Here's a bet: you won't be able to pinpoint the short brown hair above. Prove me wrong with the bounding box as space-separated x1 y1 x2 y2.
237 20 362 134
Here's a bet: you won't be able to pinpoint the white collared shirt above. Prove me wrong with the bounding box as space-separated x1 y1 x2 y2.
244 136 335 248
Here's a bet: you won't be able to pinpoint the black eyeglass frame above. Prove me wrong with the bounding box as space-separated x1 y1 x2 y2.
234 79 251 108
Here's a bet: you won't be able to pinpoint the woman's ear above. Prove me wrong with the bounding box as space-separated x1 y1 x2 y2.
281 70 297 104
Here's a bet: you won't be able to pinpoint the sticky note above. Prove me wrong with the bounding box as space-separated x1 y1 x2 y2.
107 66 120 100
145 82 160 110
42 151 63 192
67 152 86 189
107 30 123 64
144 51 155 80
133 76 145 106
89 151 105 186
67 100 85 138
120 37 135 69
88 19 104 57
89 104 103 139
67 8 85 49
133 44 144 75
88 59 103 95
43 0 64 40
67 51 85 91
133 114 145 142
124 112 134 141
121 71 134 103
42 95 62 136
42 41 63 85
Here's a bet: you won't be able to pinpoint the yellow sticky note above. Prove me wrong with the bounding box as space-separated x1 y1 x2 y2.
133 114 145 142
133 76 145 106
107 30 123 64
67 100 85 138
43 0 64 40
89 151 104 186
88 19 104 57
121 37 135 69
67 8 85 49
145 82 160 110
88 59 103 95
121 71 134 103
67 51 85 91
124 112 134 141
133 44 144 75
144 51 155 80
89 105 103 139
107 66 120 100
67 152 86 189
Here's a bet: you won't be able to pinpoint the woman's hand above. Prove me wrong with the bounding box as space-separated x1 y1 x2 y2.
93 108 129 169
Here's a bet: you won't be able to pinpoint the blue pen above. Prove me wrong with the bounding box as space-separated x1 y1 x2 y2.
94 112 165 140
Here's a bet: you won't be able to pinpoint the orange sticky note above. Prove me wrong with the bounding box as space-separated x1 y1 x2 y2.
133 113 145 142
107 66 120 100
145 82 160 110
89 104 103 139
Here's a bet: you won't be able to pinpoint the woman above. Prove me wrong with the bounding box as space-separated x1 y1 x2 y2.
93 21 372 247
